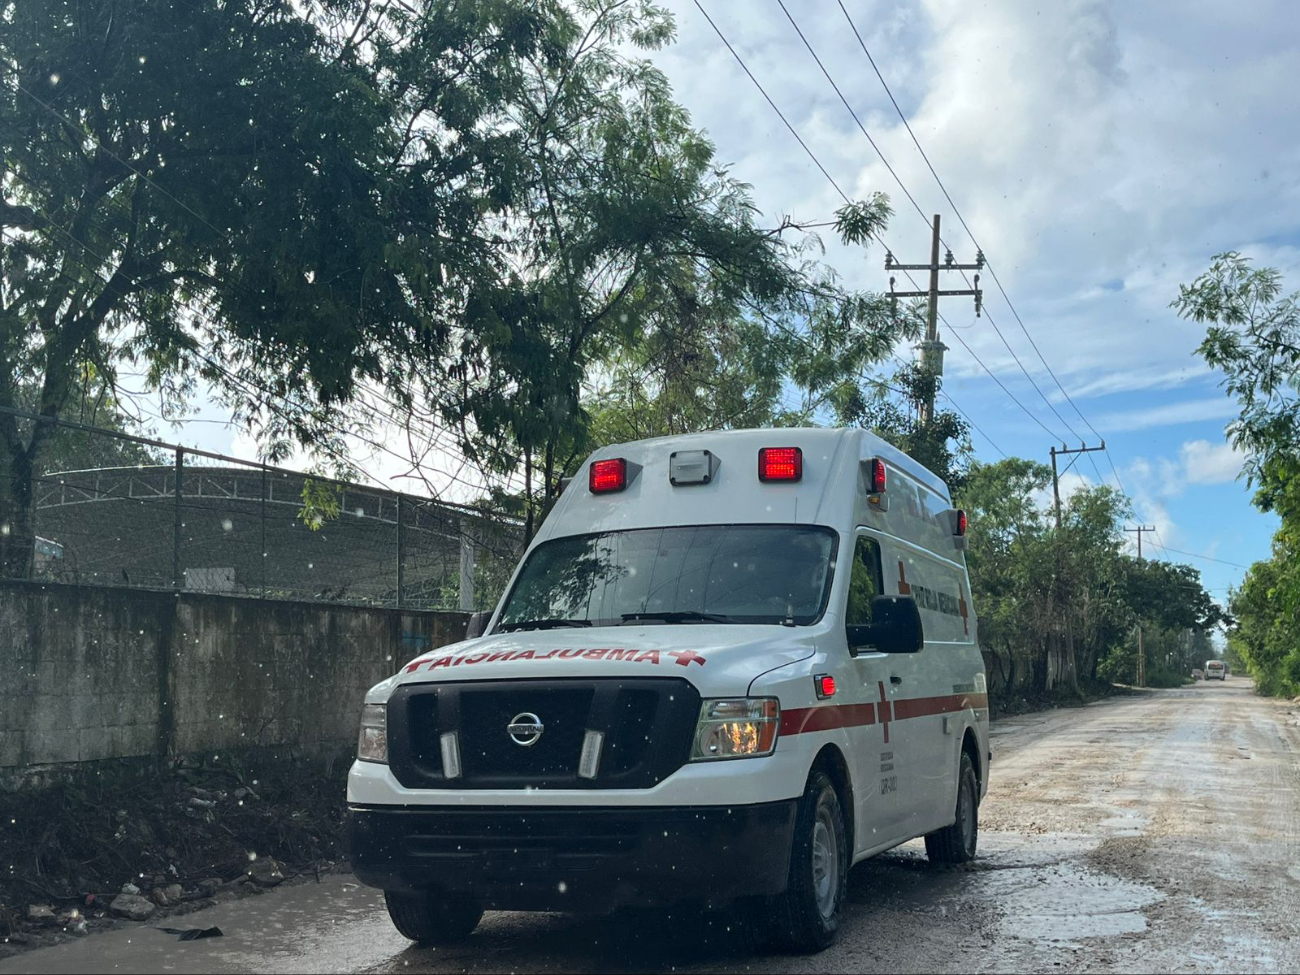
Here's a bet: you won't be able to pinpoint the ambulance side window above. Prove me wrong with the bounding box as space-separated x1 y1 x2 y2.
845 535 884 625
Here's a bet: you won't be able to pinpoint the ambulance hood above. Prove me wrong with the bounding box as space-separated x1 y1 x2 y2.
373 624 819 701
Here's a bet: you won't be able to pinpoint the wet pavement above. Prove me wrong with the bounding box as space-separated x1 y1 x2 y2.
6 677 1298 974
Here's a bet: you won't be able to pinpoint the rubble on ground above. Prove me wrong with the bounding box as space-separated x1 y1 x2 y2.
0 754 348 956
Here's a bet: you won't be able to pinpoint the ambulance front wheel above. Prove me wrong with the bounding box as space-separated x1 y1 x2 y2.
924 751 979 864
766 769 849 953
383 889 483 945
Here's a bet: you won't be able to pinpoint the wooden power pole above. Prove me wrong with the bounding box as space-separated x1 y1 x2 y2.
1126 524 1157 687
1049 442 1108 528
885 214 983 423
1044 441 1107 691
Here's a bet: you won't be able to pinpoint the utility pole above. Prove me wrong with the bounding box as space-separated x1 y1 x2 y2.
1048 442 1108 528
885 214 983 423
1126 525 1156 688
1044 441 1106 692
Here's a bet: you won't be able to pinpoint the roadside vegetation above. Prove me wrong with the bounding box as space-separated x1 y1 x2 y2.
1175 254 1300 698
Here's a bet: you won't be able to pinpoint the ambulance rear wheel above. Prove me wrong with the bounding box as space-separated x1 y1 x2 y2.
925 751 979 864
767 770 848 953
383 890 482 945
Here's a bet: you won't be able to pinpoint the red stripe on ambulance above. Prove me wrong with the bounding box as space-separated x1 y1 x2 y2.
781 692 988 737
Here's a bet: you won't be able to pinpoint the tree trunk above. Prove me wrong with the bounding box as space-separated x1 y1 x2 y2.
0 437 36 579
523 451 534 543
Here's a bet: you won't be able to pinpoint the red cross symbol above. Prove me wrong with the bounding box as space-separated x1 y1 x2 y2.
877 680 893 743
669 649 706 667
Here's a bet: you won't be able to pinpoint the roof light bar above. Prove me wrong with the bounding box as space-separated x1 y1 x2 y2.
758 447 803 482
589 458 628 493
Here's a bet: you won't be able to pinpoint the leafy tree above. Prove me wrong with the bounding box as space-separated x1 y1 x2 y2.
394 0 917 534
11 369 158 475
956 459 1220 695
1174 252 1299 495
2 0 574 574
0 0 901 569
833 361 970 491
1175 253 1300 696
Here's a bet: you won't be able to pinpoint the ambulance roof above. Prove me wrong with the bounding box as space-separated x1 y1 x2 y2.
536 427 952 544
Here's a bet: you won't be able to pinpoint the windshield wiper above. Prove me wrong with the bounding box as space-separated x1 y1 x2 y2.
497 618 593 632
620 611 738 625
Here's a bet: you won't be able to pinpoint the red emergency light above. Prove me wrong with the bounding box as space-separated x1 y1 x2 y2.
955 509 968 536
869 458 887 495
589 458 628 494
814 674 836 699
758 447 803 482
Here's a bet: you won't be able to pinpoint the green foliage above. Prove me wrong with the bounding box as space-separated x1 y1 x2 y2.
832 361 970 491
1173 252 1299 491
1176 253 1300 697
1 0 914 563
955 459 1220 692
297 478 343 532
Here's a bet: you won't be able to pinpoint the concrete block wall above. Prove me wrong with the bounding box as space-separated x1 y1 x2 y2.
0 580 467 770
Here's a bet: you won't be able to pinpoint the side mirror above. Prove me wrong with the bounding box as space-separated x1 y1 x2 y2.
465 611 490 640
847 595 924 655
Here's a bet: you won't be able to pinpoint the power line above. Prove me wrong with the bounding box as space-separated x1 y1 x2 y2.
695 2 1068 448
833 0 1104 446
691 0 851 205
773 0 927 224
1155 545 1253 571
774 0 1079 444
731 2 1146 517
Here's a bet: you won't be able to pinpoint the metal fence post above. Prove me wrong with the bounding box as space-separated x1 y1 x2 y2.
173 447 183 590
260 466 268 598
459 527 475 612
396 494 405 609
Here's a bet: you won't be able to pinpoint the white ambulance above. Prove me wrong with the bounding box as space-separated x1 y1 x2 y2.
348 428 989 953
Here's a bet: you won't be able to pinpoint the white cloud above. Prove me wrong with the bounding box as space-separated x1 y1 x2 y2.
1092 398 1237 433
1179 439 1245 485
654 0 1300 413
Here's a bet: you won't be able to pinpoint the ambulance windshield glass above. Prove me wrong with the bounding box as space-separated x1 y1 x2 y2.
497 525 837 629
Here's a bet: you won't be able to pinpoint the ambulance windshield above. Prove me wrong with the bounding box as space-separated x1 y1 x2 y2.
497 524 837 630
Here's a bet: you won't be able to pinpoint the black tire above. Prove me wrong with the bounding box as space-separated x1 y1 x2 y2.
925 751 979 864
383 890 483 945
766 770 849 954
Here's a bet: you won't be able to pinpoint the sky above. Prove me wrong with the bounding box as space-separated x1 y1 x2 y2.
631 0 1295 597
160 0 1298 599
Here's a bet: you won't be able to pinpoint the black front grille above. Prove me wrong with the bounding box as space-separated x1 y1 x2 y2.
387 678 700 790
461 685 593 781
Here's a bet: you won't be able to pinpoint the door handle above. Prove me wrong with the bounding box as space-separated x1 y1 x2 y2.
890 675 903 685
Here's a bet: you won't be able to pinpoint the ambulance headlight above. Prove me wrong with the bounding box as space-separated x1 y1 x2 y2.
690 698 780 761
356 704 388 764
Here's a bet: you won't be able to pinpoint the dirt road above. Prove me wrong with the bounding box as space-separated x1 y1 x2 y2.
8 678 1299 974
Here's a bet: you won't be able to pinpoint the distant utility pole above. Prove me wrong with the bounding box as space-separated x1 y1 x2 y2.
1049 442 1108 528
885 214 983 424
1126 525 1157 688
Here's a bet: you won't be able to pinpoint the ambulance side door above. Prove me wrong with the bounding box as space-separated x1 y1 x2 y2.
892 542 979 837
844 530 919 850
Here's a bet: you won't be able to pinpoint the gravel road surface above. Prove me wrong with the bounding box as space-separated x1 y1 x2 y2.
7 678 1297 974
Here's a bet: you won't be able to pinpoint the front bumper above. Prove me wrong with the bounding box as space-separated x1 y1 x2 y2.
348 801 796 911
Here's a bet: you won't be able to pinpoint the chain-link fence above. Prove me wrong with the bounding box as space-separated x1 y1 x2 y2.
9 410 524 612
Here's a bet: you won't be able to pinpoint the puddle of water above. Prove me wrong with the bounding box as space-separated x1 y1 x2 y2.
0 877 406 975
974 861 1163 947
1098 813 1149 837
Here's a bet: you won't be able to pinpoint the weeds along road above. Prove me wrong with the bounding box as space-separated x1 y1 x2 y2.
8 678 1299 975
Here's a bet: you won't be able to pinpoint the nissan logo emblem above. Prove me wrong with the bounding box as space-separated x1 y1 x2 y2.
507 712 544 747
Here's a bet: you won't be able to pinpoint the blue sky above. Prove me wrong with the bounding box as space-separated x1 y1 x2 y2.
635 0 1297 598
158 0 1296 599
